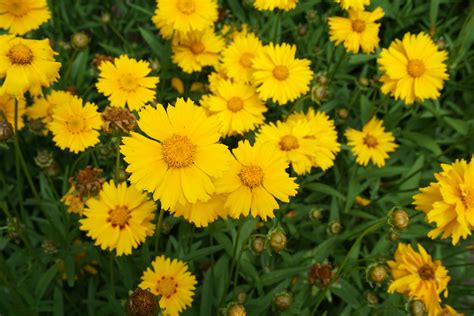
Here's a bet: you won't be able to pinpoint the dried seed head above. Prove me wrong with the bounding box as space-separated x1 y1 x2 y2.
70 166 105 198
34 150 54 169
42 240 58 255
92 54 114 68
127 288 159 316
308 263 334 288
101 107 136 134
0 120 14 141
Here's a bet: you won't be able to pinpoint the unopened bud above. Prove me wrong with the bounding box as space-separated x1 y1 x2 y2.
0 120 14 141
101 12 111 24
364 290 379 305
297 24 307 37
34 150 54 169
268 229 287 253
127 288 159 316
388 229 400 242
328 221 343 235
389 208 409 231
311 85 328 104
366 263 388 286
336 107 349 120
251 236 265 254
273 292 293 311
315 73 329 85
436 38 447 50
406 300 426 316
71 32 90 50
236 291 247 304
306 9 318 23
226 303 246 316
149 59 161 72
309 208 323 221
359 76 369 87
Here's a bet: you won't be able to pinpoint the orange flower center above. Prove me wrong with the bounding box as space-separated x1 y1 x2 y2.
239 52 254 68
177 0 196 14
239 165 264 188
66 115 86 133
156 276 178 298
418 264 434 280
190 41 205 54
118 74 139 92
162 135 196 168
279 134 299 151
227 97 244 112
7 44 34 65
108 205 130 228
273 65 289 80
6 1 29 17
364 134 378 148
461 189 474 210
407 59 425 77
352 19 366 32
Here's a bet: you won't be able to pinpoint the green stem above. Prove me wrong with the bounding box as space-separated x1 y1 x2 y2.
328 48 347 83
109 254 115 299
114 137 121 183
220 220 243 307
154 208 165 253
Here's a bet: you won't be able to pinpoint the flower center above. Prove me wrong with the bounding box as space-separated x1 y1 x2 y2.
239 52 254 68
162 135 196 168
352 19 366 32
407 59 425 77
108 205 130 228
6 1 29 17
239 165 264 188
118 74 138 92
177 0 196 14
279 135 299 151
227 97 244 112
364 135 378 148
66 115 86 133
190 41 205 54
273 65 289 80
156 276 178 298
418 264 434 280
7 44 34 65
461 189 474 210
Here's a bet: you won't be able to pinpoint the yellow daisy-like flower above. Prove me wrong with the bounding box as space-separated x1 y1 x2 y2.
49 96 102 153
80 181 156 256
153 0 218 34
252 43 313 105
121 98 230 210
26 90 75 124
200 80 267 137
0 35 60 96
96 55 159 111
207 63 230 94
413 158 474 245
216 141 298 220
171 28 224 73
221 33 263 82
0 0 51 35
171 194 227 227
328 7 384 54
0 95 26 130
378 32 449 105
254 0 298 11
440 305 464 316
139 256 197 316
387 243 450 316
345 117 398 167
334 0 370 11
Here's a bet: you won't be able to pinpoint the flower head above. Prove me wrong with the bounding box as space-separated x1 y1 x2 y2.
0 0 51 35
254 0 298 11
170 194 227 227
345 117 398 167
334 0 369 11
378 32 449 105
80 181 156 256
96 55 159 111
26 90 75 125
0 95 26 130
139 256 197 316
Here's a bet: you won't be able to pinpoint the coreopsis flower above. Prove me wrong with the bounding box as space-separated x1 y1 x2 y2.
200 80 267 137
387 243 450 316
328 7 384 54
440 305 464 316
96 55 159 111
170 194 227 227
0 36 60 96
0 95 26 130
139 256 197 316
345 117 398 167
80 181 156 256
121 98 230 210
171 28 224 73
334 0 370 11
254 0 298 11
26 90 75 125
413 158 474 245
152 0 218 34
221 32 263 82
0 0 51 35
49 96 102 153
252 43 313 105
207 63 230 94
378 32 449 105
216 141 298 220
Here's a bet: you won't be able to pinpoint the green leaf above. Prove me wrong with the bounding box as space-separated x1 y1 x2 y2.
360 94 373 124
444 117 469 135
139 27 163 56
35 265 58 301
401 131 442 156
305 182 346 201
260 267 307 286
332 279 363 308
226 0 246 22
53 287 64 316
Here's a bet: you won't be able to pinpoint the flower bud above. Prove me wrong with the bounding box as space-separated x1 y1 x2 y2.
389 208 409 231
336 107 349 120
388 229 400 242
311 85 328 104
315 73 329 85
366 263 388 286
359 76 369 87
149 59 161 72
297 24 307 37
306 9 318 23
328 221 343 235
436 38 447 50
71 32 90 50
309 208 323 221
226 303 246 316
0 120 14 141
273 292 293 311
268 229 287 253
406 300 426 316
251 236 265 254
364 290 379 305
34 150 54 169
236 291 247 304
127 288 159 316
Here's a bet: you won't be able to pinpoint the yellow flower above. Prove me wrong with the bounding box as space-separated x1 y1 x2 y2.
0 95 26 130
0 36 60 96
413 158 474 245
252 43 313 105
207 63 230 94
170 194 227 227
139 256 197 316
345 117 398 167
153 0 218 34
121 98 230 210
355 195 371 206
0 0 51 35
334 0 369 11
26 90 75 124
328 7 384 54
80 181 155 256
96 55 159 111
221 32 263 82
49 96 102 153
200 80 267 137
216 141 298 220
254 0 298 11
61 186 85 215
378 32 449 105
440 305 464 316
172 28 224 73
387 243 450 316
